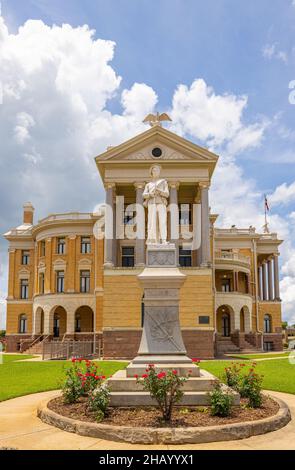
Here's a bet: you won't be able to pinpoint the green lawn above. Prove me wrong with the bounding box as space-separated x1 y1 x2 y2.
1 354 36 364
201 358 295 395
1 354 295 402
228 352 290 360
0 358 127 402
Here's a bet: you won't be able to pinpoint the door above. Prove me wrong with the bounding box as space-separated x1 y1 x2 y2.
53 315 60 338
222 313 230 337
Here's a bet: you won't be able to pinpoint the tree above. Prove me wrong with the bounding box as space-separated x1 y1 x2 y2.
282 322 288 330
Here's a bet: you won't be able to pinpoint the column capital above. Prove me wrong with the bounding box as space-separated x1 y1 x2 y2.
199 181 210 190
169 181 180 190
134 182 145 190
105 182 116 190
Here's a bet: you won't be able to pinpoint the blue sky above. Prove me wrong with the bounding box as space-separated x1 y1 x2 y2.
0 0 295 326
3 0 295 190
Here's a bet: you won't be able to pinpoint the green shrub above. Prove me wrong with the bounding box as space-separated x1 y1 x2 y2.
62 361 84 403
136 365 188 421
209 382 234 417
87 383 110 421
223 362 245 390
62 358 105 404
239 364 263 408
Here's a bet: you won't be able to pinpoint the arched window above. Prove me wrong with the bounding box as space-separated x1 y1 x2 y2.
264 314 272 333
19 314 27 333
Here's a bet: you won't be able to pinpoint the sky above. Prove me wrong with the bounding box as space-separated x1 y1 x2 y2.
0 0 295 328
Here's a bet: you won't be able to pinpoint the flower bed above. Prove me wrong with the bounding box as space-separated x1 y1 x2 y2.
38 393 291 444
48 394 278 428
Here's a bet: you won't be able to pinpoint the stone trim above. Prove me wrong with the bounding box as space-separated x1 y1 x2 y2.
38 394 291 445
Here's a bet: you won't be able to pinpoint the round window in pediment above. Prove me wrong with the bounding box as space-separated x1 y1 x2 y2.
151 147 163 158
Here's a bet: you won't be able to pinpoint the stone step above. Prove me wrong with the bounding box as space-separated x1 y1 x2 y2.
109 375 216 392
126 363 200 378
109 389 240 407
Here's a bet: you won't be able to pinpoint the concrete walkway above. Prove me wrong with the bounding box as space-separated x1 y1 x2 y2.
0 390 294 450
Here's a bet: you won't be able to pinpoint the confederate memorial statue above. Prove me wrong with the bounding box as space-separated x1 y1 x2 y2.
143 164 169 245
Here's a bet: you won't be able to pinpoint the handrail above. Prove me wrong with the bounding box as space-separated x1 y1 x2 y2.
215 251 250 264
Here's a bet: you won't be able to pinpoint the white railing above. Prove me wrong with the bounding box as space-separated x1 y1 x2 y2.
215 251 250 264
215 227 278 240
38 212 94 223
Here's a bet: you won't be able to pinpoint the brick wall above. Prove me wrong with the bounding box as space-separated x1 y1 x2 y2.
102 328 215 360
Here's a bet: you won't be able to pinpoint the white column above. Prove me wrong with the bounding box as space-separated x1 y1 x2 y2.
66 307 76 335
258 265 263 300
200 183 210 266
268 258 274 301
135 182 145 266
169 182 179 262
234 309 240 331
104 183 115 267
43 307 52 335
262 261 268 300
273 254 280 300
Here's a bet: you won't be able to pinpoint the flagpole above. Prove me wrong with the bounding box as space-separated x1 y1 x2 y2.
263 194 270 234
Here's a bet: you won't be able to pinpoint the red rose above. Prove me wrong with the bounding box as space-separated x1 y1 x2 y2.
142 374 148 378
172 370 178 375
134 374 138 379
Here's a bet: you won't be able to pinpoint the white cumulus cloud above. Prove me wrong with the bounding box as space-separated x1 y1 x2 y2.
0 13 294 326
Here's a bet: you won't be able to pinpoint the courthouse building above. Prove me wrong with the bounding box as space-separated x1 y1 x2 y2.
4 124 283 357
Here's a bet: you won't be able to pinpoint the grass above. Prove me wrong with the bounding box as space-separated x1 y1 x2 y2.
1 354 36 364
201 358 295 395
228 352 290 360
0 358 127 402
1 354 295 402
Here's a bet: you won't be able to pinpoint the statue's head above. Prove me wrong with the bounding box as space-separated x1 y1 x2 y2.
150 164 161 179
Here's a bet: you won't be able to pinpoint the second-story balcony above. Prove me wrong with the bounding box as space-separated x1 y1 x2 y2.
214 250 251 269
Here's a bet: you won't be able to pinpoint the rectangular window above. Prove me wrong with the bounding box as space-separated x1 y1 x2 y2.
20 279 29 299
21 250 30 265
81 237 91 254
57 237 66 255
263 342 274 352
179 204 192 225
80 270 90 293
221 279 231 292
19 315 27 333
124 204 135 225
40 240 46 257
122 246 135 267
56 271 64 293
179 248 192 267
199 316 210 325
39 273 45 294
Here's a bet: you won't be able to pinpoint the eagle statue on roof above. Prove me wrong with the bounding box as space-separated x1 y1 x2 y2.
143 112 172 127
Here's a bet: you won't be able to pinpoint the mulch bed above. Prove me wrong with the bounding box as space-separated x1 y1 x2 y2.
48 395 279 428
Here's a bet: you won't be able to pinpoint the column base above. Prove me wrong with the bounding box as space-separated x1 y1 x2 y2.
104 262 114 269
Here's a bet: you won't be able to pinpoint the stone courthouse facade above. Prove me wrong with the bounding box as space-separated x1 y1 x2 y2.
4 124 283 357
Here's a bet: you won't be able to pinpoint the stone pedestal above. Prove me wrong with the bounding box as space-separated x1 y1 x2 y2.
129 244 193 377
108 244 240 407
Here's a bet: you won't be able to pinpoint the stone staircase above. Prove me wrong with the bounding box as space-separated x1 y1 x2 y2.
216 337 240 355
25 335 49 355
108 365 240 407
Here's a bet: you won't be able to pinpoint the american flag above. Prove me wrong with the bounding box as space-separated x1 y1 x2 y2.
264 195 270 212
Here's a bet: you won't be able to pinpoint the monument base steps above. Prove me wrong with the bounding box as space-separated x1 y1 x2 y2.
108 369 240 407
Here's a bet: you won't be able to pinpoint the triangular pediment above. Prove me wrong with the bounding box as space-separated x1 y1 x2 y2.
95 125 218 164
